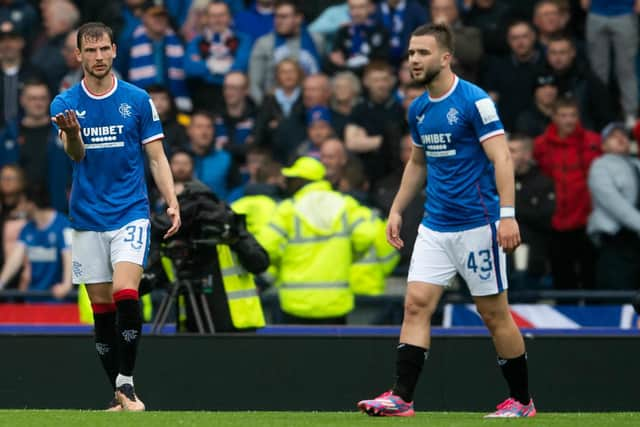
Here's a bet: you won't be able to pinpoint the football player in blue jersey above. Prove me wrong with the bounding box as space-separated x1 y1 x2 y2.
51 22 180 412
358 23 535 418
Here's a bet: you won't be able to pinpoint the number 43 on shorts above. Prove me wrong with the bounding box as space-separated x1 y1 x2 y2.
467 249 493 280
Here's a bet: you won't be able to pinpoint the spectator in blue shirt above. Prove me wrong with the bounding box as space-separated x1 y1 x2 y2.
0 185 72 301
188 110 239 200
185 0 252 113
234 0 275 41
215 71 258 170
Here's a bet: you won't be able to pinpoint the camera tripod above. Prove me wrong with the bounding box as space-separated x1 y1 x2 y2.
150 263 216 335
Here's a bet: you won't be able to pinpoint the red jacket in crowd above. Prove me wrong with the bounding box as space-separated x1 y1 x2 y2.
533 123 601 231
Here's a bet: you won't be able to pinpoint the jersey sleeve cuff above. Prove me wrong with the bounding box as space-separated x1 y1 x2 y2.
141 133 165 144
479 129 505 143
412 137 422 147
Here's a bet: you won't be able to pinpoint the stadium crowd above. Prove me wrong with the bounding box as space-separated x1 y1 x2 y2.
0 0 639 319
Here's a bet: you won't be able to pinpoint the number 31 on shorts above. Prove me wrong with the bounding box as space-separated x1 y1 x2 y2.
123 225 145 250
467 250 493 280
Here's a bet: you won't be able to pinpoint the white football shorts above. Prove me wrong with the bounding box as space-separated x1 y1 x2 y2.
407 222 508 296
71 218 151 284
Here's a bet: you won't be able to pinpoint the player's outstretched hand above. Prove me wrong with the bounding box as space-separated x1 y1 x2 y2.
52 109 80 135
498 217 520 253
163 205 181 239
386 211 404 250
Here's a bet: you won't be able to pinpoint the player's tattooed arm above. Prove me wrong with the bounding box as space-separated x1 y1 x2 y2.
52 109 85 161
482 134 521 253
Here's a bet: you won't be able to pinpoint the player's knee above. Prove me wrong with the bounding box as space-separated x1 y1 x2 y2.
404 292 437 319
477 307 510 332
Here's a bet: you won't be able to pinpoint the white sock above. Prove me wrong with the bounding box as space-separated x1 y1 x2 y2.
115 374 134 388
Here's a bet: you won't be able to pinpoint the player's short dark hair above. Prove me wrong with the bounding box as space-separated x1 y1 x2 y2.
77 22 114 49
25 185 51 209
552 96 579 113
411 23 455 54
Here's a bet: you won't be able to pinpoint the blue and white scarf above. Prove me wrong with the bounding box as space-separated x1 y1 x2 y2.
380 0 406 60
128 25 192 111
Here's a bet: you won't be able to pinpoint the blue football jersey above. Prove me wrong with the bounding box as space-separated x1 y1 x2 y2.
18 212 71 291
50 77 164 231
408 76 505 232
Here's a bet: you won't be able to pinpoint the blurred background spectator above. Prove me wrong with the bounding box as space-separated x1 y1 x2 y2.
327 0 390 76
184 0 252 113
534 96 601 290
253 58 306 164
508 133 555 290
583 0 640 129
0 185 71 301
31 0 79 95
483 20 545 132
248 0 321 103
127 2 192 112
187 110 239 200
588 122 640 290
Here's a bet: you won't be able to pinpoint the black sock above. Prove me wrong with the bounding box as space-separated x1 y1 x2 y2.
392 343 428 402
114 289 142 378
498 353 530 405
92 304 118 389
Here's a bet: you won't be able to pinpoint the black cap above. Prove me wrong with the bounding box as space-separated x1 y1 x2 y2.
533 72 557 90
0 21 23 39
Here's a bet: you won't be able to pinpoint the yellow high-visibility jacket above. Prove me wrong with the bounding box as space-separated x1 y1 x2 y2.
231 194 277 236
350 211 400 296
257 180 375 318
161 244 266 330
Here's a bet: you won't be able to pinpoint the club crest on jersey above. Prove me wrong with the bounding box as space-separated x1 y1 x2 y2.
119 103 132 118
447 108 459 125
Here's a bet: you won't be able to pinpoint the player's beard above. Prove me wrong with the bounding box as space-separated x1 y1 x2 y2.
412 66 442 86
85 62 112 80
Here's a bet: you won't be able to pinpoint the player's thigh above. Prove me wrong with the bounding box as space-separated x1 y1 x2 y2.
110 218 151 269
405 281 445 317
408 225 458 289
110 218 150 291
71 229 112 285
112 262 143 292
452 221 508 297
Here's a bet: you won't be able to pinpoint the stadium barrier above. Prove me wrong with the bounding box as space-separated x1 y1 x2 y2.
0 332 638 411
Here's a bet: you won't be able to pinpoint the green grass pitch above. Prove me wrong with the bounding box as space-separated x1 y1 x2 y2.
0 411 638 426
